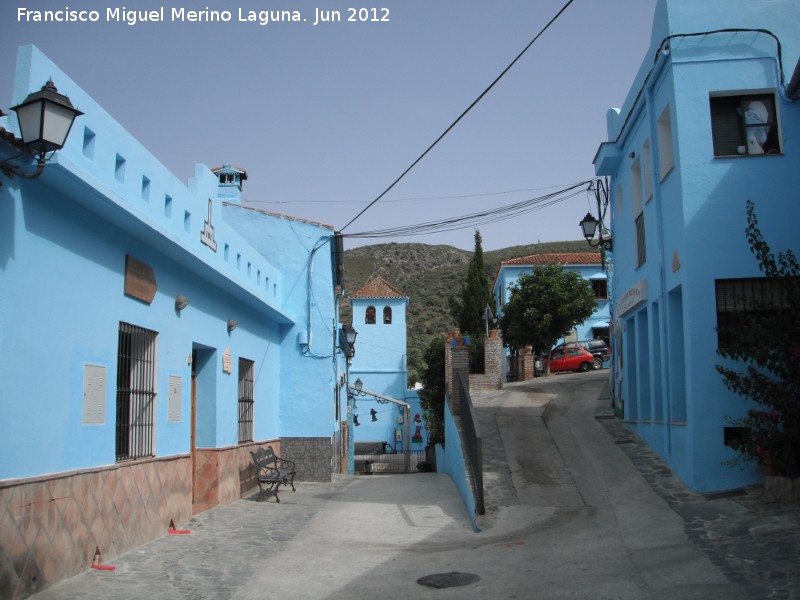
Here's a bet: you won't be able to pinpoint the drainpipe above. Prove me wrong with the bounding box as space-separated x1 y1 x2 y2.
788 57 800 100
643 43 673 459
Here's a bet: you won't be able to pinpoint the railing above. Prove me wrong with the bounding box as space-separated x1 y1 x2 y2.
458 371 485 515
354 447 426 474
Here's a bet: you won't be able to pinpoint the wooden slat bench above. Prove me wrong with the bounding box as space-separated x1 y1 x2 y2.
250 447 297 502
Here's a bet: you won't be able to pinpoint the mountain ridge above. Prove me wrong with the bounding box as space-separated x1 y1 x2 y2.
342 239 590 383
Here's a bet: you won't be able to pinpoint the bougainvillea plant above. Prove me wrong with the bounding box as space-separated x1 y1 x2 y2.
717 200 800 476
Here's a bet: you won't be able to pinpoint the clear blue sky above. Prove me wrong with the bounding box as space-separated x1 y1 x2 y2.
2 0 657 251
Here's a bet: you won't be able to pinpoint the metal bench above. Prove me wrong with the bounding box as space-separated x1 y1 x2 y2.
249 447 297 502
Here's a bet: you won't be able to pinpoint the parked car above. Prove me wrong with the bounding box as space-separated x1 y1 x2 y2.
552 339 610 370
545 346 596 373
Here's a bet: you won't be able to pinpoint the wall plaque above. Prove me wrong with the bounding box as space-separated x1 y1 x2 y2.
124 255 157 304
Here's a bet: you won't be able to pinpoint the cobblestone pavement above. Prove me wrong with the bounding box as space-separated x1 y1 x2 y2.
30 478 353 600
595 401 800 600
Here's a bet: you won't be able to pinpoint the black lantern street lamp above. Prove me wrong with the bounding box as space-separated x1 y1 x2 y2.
579 179 613 261
1 80 83 184
339 324 358 361
579 212 600 242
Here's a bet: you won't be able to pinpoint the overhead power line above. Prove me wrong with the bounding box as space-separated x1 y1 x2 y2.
343 180 593 240
338 0 578 232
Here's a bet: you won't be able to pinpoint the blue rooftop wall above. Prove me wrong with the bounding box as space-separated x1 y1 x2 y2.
221 206 338 439
0 46 336 480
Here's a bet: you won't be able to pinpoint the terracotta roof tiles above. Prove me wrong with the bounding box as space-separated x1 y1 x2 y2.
500 252 602 266
350 274 407 299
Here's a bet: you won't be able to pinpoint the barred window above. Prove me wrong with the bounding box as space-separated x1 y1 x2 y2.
238 358 255 443
116 322 157 461
715 278 792 348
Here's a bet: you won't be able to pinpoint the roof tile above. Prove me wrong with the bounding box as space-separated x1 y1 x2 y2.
501 252 602 266
350 274 407 299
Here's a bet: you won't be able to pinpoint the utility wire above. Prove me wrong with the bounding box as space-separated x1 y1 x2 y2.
244 182 578 206
344 180 592 239
339 0 578 232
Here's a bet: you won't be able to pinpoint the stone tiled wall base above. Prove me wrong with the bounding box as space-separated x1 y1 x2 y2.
763 476 800 504
194 442 281 506
0 455 192 600
280 437 332 482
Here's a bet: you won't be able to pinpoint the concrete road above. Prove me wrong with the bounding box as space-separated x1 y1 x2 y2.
232 371 743 600
32 371 751 600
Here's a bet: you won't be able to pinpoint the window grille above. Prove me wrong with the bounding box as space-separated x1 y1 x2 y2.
635 212 647 267
116 322 157 461
238 358 255 443
710 94 779 157
715 277 792 348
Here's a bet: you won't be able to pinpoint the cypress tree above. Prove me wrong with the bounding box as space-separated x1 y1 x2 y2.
451 230 492 337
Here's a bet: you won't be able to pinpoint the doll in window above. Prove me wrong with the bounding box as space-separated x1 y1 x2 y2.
737 100 770 155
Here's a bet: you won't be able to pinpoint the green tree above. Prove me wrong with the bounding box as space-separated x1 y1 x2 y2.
450 230 492 337
418 335 447 446
499 264 596 355
717 200 800 475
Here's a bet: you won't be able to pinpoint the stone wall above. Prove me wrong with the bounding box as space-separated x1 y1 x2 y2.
469 331 504 391
0 437 333 600
0 456 192 600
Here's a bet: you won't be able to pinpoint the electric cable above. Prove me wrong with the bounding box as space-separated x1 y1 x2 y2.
338 0 578 232
343 179 593 239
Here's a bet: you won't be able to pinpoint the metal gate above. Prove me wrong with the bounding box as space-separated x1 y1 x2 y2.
354 448 427 474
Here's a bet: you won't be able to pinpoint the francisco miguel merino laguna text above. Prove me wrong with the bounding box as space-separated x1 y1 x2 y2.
17 6 390 26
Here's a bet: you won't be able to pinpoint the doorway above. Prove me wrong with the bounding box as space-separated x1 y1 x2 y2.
191 345 216 511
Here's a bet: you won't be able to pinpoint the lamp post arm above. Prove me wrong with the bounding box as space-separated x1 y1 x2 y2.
0 156 46 181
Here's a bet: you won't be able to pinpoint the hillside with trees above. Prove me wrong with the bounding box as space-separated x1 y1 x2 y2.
341 239 589 384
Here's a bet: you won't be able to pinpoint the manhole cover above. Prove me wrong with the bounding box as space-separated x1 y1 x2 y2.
417 572 481 589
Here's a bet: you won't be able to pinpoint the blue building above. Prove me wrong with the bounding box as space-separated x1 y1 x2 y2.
593 0 800 491
347 275 426 462
0 46 341 597
493 252 609 345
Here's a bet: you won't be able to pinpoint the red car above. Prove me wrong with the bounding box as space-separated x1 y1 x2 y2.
546 346 596 373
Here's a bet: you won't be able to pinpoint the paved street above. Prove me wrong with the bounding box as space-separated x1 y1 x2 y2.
30 371 800 599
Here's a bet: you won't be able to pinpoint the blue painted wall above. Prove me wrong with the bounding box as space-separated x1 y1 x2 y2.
222 206 338 439
0 46 336 480
435 406 479 530
348 289 430 449
594 0 799 491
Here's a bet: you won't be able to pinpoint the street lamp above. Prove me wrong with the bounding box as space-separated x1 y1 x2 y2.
579 179 613 256
1 80 83 184
339 324 358 361
339 324 358 474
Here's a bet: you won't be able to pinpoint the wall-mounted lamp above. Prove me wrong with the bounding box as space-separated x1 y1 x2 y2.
227 319 238 332
175 295 189 311
338 324 358 360
579 180 613 259
1 80 83 186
